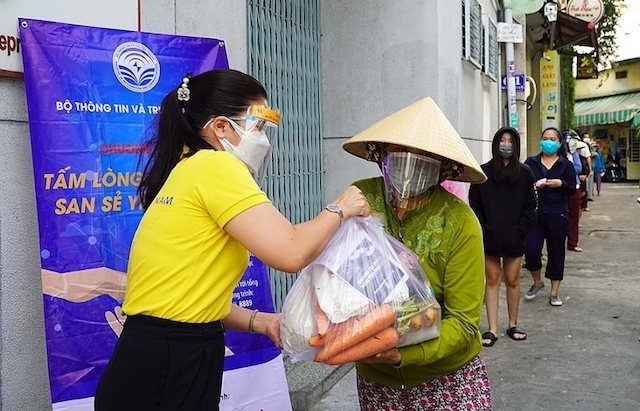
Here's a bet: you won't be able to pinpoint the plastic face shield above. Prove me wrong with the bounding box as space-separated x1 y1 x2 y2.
230 105 281 185
382 152 442 209
230 105 280 140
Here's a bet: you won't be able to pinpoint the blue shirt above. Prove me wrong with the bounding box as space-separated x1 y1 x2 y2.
525 153 576 215
593 151 606 173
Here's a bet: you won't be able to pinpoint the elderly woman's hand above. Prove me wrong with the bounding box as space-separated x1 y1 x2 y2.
331 186 371 220
359 347 402 366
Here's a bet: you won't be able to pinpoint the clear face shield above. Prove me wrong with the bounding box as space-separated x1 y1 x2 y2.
381 152 442 209
224 105 281 185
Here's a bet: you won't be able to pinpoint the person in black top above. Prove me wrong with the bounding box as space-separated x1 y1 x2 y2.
469 127 537 346
523 128 577 307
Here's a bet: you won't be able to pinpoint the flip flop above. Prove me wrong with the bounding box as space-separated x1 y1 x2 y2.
506 326 527 341
481 331 498 347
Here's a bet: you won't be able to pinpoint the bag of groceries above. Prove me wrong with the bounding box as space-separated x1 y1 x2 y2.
280 216 441 364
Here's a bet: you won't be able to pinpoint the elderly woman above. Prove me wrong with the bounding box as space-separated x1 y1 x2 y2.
342 98 491 411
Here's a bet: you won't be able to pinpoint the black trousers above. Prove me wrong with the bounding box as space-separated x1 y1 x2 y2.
94 315 225 411
524 213 568 281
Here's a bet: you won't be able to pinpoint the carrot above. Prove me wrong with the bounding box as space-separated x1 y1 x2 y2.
308 303 335 347
315 303 330 336
312 317 357 356
308 333 325 347
314 303 396 363
323 327 399 365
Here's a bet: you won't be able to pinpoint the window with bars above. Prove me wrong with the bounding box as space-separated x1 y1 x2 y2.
484 14 498 81
615 70 628 79
481 22 486 72
462 0 467 57
247 0 323 311
628 129 639 162
463 0 483 68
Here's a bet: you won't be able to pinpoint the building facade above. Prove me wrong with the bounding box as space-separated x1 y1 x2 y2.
523 0 601 157
0 1 499 408
575 57 640 180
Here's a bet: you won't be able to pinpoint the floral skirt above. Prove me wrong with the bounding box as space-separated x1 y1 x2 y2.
357 356 492 411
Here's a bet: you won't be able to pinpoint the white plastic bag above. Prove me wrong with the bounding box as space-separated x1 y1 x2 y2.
280 216 441 364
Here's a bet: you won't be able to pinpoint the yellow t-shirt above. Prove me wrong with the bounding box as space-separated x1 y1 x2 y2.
123 150 270 323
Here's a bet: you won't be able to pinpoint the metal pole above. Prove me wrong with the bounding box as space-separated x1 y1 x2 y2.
504 0 518 129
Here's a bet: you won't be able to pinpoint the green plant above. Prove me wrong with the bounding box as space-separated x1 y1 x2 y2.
597 0 625 68
562 0 623 130
561 52 576 129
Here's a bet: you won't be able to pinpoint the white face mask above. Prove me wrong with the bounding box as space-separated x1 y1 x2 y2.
221 119 272 175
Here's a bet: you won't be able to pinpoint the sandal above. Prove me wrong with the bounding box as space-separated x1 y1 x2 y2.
481 331 498 347
506 326 527 341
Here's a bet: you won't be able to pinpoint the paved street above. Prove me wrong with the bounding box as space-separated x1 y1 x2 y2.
311 181 640 411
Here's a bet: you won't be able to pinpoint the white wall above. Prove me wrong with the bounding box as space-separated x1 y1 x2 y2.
0 1 246 409
140 0 247 70
0 75 50 410
320 0 500 203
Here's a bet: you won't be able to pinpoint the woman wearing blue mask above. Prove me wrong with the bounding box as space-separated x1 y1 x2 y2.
523 128 576 307
469 127 537 347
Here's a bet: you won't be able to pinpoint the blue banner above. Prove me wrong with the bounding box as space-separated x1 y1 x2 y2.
20 19 288 410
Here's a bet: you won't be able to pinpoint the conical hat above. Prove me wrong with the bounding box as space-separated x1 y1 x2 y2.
342 98 487 183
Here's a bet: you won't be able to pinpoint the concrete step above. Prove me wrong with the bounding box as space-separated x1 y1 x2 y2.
284 356 353 411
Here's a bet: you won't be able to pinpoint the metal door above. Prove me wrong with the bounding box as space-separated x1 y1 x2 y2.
247 0 322 310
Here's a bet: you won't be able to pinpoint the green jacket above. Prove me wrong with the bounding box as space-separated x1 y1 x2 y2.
354 178 484 389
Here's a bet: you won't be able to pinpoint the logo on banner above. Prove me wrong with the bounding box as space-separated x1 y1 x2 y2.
112 42 160 92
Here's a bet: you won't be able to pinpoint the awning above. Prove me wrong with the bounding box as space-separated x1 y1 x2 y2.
526 9 599 54
552 10 599 50
575 92 640 127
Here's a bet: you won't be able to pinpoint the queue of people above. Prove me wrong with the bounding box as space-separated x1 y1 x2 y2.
468 126 575 351
470 126 613 353
94 67 620 410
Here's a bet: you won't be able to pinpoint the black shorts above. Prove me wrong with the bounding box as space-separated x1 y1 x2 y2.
94 314 226 411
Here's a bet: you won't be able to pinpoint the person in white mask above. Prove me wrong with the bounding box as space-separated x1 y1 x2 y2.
95 69 371 411
202 104 279 183
341 98 492 410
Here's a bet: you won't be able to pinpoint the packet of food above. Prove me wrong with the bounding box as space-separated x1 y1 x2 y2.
280 216 441 364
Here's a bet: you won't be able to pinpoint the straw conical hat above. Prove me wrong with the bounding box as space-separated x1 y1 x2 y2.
342 97 487 183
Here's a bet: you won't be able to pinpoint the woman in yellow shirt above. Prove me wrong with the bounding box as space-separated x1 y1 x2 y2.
94 69 370 411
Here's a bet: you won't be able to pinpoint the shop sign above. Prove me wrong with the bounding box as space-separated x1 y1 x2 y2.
0 0 137 77
540 50 560 129
496 23 523 43
566 0 605 24
576 55 599 79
